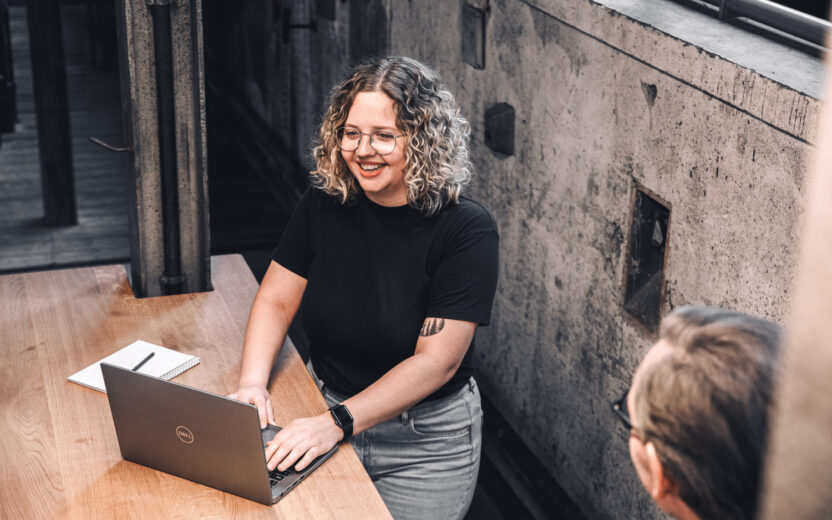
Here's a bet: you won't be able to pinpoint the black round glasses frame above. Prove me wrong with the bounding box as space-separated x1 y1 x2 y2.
336 127 406 155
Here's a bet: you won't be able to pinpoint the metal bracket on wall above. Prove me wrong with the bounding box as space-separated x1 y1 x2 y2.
282 7 317 44
89 136 131 153
717 0 736 20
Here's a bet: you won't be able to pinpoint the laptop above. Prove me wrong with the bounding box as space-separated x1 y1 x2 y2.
101 362 337 505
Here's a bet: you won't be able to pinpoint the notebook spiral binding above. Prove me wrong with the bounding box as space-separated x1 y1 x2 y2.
161 357 201 380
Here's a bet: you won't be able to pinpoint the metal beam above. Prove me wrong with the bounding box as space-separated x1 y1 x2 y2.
0 0 17 135
698 0 832 47
26 0 77 226
115 0 210 297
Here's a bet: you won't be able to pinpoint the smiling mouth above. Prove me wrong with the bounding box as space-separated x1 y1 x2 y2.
358 163 384 175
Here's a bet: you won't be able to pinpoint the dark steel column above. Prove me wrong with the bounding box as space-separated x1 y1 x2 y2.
26 0 77 226
149 2 184 295
0 0 17 136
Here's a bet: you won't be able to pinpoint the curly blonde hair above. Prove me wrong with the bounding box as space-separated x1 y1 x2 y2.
311 56 472 216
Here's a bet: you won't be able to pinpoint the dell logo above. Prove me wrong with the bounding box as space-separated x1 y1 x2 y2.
176 425 194 444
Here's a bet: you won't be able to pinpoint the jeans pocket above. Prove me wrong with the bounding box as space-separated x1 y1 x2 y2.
408 417 471 438
407 397 472 439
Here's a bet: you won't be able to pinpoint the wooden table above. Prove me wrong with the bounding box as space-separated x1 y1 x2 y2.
0 255 392 519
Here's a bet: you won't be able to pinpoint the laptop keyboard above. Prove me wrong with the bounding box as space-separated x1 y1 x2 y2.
268 467 294 487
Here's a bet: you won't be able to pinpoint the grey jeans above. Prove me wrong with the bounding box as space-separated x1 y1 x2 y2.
307 361 483 520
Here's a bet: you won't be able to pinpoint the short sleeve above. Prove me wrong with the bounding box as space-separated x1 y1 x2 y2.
271 188 314 278
426 212 499 326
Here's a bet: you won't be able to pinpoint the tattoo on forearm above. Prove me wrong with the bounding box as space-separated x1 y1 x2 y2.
420 317 445 337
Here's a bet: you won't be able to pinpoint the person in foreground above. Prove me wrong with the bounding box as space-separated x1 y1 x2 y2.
613 305 781 520
232 56 499 520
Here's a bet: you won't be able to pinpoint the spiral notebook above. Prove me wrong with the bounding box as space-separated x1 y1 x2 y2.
68 340 200 393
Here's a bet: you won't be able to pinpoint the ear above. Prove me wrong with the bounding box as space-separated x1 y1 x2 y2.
644 441 678 500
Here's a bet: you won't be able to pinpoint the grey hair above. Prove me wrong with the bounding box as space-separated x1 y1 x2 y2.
310 56 472 216
632 305 781 520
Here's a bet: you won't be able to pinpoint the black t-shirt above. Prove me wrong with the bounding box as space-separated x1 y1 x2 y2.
272 187 499 401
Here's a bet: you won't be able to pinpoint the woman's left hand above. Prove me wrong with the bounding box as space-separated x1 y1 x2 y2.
266 412 344 472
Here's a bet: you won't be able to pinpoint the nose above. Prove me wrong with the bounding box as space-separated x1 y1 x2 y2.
356 134 376 156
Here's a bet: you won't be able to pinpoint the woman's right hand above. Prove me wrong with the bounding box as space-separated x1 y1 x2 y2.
230 385 275 428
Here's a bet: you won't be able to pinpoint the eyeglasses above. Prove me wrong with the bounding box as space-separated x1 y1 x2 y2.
611 389 633 431
336 127 405 155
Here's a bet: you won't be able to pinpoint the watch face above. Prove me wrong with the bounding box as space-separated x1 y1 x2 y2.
331 404 353 426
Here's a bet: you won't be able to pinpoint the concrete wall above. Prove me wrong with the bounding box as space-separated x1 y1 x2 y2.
203 0 821 516
389 1 817 518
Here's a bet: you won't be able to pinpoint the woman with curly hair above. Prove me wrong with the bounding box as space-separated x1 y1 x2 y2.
232 56 499 519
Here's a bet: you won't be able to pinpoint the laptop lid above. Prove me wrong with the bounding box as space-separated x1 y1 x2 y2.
101 362 276 504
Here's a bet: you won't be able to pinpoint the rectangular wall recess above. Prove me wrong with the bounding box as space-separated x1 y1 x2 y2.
462 3 486 69
317 0 336 21
624 187 670 333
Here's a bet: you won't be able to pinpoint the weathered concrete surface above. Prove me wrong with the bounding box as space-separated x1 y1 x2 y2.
524 0 823 143
391 0 816 517
594 0 825 99
116 0 210 296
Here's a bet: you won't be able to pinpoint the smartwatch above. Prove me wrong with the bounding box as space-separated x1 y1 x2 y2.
328 403 354 440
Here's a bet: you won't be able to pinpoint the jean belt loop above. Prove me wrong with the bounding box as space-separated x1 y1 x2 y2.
401 409 409 425
306 360 326 393
468 377 475 391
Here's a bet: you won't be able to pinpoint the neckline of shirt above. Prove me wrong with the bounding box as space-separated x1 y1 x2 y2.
361 193 413 213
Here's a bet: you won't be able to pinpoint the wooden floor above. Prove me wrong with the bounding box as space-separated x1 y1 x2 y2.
0 6 128 273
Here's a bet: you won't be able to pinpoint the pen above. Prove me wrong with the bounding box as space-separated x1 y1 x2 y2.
132 352 155 372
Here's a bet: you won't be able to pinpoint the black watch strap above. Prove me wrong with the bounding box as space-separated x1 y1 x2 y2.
329 403 354 439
